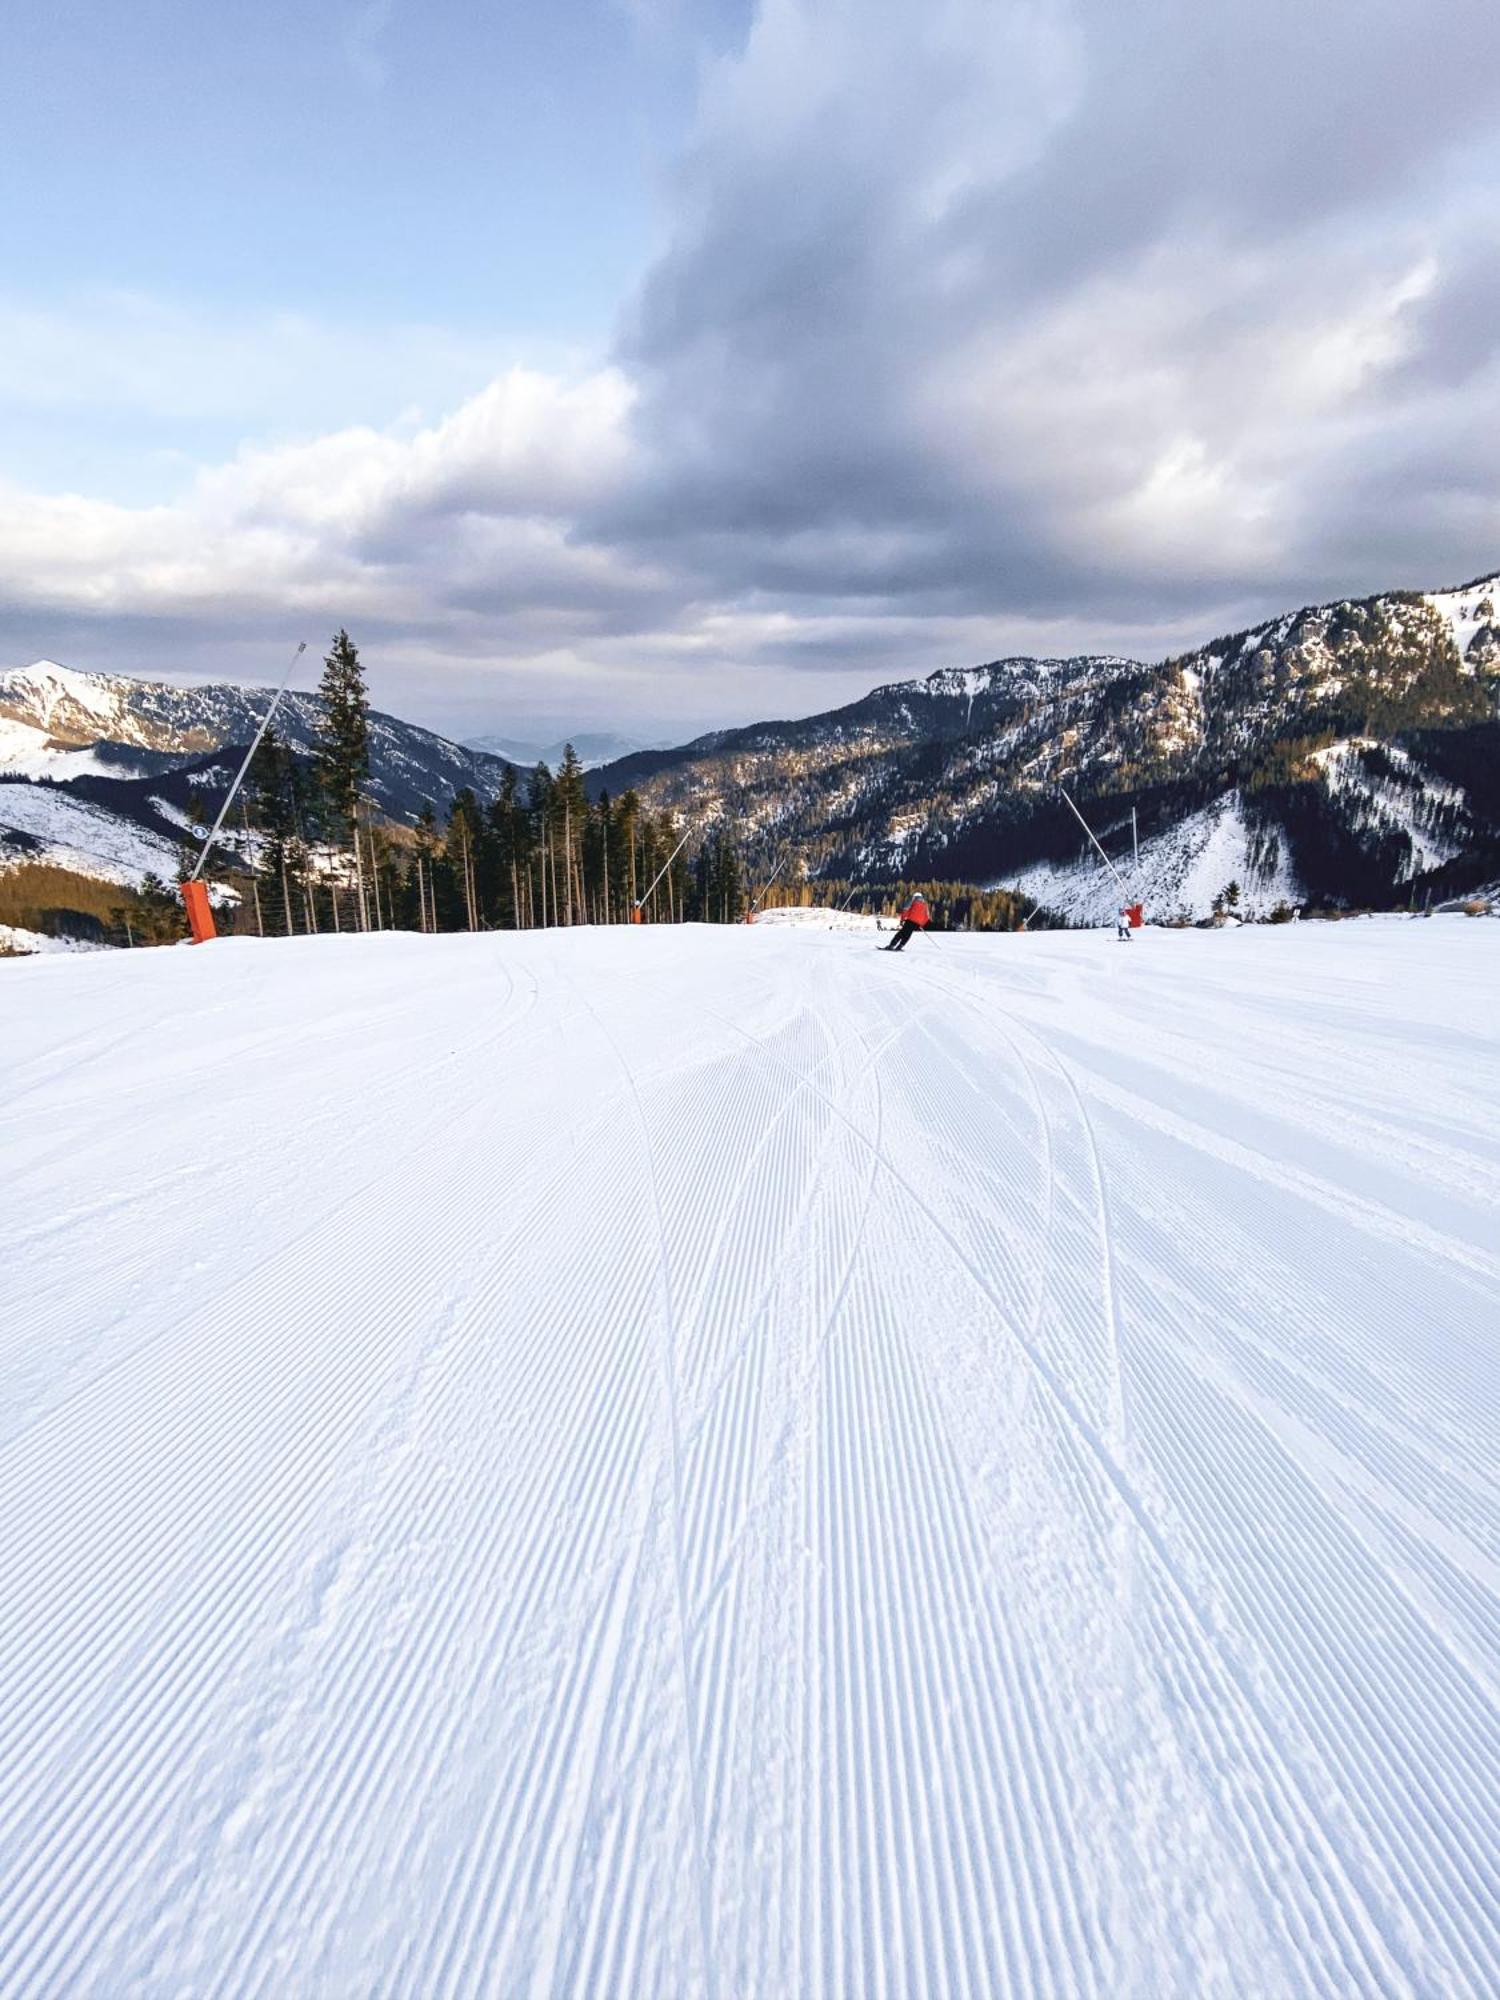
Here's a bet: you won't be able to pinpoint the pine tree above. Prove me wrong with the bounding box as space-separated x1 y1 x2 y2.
249 726 298 935
529 764 555 926
617 789 641 911
555 745 588 925
487 770 528 928
692 826 745 923
315 630 372 927
446 789 484 931
414 801 439 933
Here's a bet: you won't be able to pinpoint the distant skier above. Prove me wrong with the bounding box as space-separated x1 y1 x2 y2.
884 892 931 952
1116 903 1132 942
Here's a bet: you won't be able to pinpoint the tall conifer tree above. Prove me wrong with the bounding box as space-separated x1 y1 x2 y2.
555 745 588 925
315 630 372 926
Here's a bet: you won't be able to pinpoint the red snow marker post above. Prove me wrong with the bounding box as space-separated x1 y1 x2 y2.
181 878 217 944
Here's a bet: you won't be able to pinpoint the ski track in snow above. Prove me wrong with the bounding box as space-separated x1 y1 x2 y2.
1 921 1498 1997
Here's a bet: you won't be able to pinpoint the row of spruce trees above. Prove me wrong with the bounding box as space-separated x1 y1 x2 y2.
186 632 1034 939
215 632 751 936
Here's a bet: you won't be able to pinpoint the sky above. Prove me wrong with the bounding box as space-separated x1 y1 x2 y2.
2 0 1499 744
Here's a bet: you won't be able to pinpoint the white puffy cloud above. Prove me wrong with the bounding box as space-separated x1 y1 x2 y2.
0 365 637 615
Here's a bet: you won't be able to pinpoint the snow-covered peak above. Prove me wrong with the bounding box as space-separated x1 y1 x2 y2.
0 660 166 746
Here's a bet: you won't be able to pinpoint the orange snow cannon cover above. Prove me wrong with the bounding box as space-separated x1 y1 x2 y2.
631 904 643 924
1127 902 1144 928
181 879 217 944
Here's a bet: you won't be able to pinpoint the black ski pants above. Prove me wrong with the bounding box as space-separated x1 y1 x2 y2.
886 920 919 951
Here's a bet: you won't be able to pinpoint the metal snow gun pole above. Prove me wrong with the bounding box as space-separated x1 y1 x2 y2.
631 820 693 923
745 845 793 923
181 641 306 943
1058 784 1143 930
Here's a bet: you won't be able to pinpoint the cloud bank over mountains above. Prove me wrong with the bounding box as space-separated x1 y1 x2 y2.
4 0 1499 735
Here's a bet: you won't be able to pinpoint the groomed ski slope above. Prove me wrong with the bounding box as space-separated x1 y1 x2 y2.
2 919 1498 1998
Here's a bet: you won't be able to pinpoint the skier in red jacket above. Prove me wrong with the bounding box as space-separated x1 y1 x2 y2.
883 892 931 952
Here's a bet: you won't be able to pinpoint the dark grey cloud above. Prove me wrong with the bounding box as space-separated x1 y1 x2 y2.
587 0 1500 657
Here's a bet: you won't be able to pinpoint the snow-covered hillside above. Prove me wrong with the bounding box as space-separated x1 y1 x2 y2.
0 781 183 883
1425 575 1500 664
0 716 169 783
1000 791 1304 924
2 922 1497 1995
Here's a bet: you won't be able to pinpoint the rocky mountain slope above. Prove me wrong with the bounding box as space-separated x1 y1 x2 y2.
0 662 515 883
0 662 513 826
591 574 1500 917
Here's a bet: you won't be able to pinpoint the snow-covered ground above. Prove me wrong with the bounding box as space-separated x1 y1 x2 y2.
752 903 889 931
1000 789 1302 925
2 921 1497 1997
0 923 105 957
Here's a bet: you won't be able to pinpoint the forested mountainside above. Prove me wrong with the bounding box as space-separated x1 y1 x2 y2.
592 575 1500 914
0 662 512 826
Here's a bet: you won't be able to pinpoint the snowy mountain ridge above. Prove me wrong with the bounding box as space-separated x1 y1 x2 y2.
0 661 520 884
0 661 164 743
592 570 1500 916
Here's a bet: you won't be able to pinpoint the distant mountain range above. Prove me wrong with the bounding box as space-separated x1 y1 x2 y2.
3 569 1498 918
465 729 656 770
588 572 1500 920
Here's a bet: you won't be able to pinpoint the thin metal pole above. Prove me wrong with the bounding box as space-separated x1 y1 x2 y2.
1132 806 1139 872
1059 785 1128 892
190 642 306 882
749 846 793 913
634 822 692 919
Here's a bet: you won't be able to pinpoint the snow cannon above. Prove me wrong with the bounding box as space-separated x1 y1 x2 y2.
181 880 217 944
631 904 643 925
1127 903 1144 928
